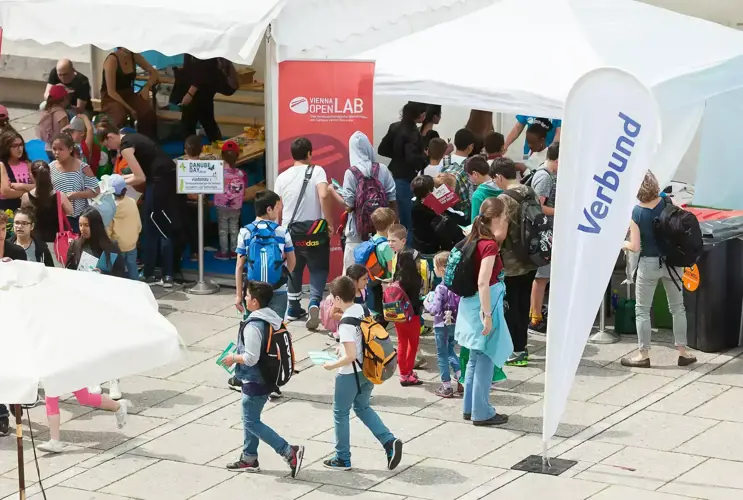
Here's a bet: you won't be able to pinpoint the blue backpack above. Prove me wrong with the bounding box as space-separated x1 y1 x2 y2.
244 221 286 288
354 235 387 280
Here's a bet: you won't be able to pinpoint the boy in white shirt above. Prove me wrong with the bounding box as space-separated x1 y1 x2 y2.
423 138 447 178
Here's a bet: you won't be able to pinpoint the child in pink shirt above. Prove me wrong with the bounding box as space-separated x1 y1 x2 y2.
214 140 247 260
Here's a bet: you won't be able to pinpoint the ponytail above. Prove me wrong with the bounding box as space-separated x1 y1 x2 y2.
466 197 506 243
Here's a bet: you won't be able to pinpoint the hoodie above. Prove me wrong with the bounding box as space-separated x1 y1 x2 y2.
236 307 284 394
343 131 397 241
471 180 503 223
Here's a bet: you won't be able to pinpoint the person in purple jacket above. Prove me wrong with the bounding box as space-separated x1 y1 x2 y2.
424 251 462 398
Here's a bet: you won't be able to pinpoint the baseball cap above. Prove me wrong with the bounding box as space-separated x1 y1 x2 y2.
221 140 240 153
0 105 8 119
48 84 72 101
110 174 127 195
66 116 86 132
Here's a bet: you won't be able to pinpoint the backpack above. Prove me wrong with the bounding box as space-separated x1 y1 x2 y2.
382 281 415 323
443 289 460 326
653 198 703 269
215 58 239 96
244 220 287 289
390 251 433 296
320 294 340 333
444 238 479 298
504 188 552 267
354 235 387 280
243 318 296 391
431 213 465 251
36 108 64 145
340 306 397 389
350 163 388 241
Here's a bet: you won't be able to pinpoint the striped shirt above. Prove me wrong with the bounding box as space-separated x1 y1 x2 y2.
50 161 99 217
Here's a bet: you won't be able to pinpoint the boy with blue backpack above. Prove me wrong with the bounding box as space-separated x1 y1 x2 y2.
354 207 396 324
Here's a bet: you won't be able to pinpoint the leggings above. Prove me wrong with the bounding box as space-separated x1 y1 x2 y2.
395 316 421 377
46 388 102 416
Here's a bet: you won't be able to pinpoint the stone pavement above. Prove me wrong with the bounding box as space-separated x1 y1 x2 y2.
2 286 743 500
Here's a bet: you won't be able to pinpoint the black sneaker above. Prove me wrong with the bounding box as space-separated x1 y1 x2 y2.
0 416 9 437
473 414 509 427
505 350 529 367
269 388 283 401
322 457 352 471
529 319 547 334
141 275 159 286
227 376 242 392
162 276 174 289
226 457 260 472
286 308 307 322
286 445 304 478
383 439 403 470
463 413 471 421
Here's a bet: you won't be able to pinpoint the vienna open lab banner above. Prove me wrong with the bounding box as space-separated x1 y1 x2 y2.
542 68 661 444
278 60 375 279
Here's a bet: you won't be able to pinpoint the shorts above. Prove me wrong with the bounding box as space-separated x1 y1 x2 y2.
535 263 551 280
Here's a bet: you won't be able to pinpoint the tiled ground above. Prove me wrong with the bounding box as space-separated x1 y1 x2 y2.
1 286 741 500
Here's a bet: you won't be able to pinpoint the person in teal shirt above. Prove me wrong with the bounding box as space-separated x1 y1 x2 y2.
505 116 562 158
467 156 502 223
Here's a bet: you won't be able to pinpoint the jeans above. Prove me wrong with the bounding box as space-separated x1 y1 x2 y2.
334 373 394 463
463 350 496 421
504 271 536 352
288 243 330 307
394 178 413 235
121 249 139 280
241 393 291 460
143 184 174 278
635 257 687 350
434 325 460 383
217 207 241 254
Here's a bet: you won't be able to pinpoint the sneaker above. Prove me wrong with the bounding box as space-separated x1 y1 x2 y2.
269 389 283 401
285 445 305 478
230 252 238 259
88 385 102 395
228 376 242 391
115 400 131 429
414 355 428 369
306 303 321 330
420 325 433 336
286 307 307 322
384 438 403 470
162 276 174 289
463 413 471 421
435 385 454 398
400 374 423 387
529 319 547 334
505 351 528 367
323 457 352 471
328 331 340 342
226 457 260 472
108 380 122 401
141 275 159 286
0 416 8 437
38 439 66 453
214 252 230 261
473 413 509 427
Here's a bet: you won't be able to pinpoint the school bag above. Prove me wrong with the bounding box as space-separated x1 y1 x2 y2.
242 318 296 391
390 251 434 297
36 107 65 146
340 306 397 389
350 163 388 241
244 220 287 289
382 281 415 323
653 198 703 269
444 238 479 298
354 235 387 280
504 187 552 267
443 289 461 326
320 294 340 333
431 213 465 251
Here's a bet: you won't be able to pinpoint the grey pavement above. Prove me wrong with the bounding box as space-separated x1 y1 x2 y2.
2 286 742 500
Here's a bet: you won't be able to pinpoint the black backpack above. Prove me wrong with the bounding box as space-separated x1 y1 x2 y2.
431 213 465 251
504 188 552 267
653 198 703 268
241 318 296 391
443 238 479 298
215 58 239 96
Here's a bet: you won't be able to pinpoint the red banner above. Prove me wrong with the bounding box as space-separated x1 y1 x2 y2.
278 60 375 280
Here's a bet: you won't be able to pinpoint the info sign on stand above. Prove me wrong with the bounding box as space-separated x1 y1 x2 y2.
176 160 224 295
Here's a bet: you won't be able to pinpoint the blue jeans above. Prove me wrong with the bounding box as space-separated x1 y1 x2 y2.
142 184 174 278
334 373 394 463
463 350 496 421
434 325 461 383
120 249 139 280
288 244 329 308
394 178 413 237
241 393 291 460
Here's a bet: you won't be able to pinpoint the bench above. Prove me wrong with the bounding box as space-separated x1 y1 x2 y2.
134 75 264 94
156 109 255 127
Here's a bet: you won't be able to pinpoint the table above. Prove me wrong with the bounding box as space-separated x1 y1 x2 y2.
179 134 265 166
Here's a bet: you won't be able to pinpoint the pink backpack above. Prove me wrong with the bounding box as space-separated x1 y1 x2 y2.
320 294 340 333
382 282 414 323
37 107 66 145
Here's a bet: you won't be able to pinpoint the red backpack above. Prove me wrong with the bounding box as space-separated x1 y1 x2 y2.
382 282 414 323
351 163 388 241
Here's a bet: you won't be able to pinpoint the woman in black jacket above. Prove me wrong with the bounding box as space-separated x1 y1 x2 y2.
66 207 125 277
9 206 54 266
378 101 428 232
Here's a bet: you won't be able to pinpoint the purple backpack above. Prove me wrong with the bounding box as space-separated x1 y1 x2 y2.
351 163 387 241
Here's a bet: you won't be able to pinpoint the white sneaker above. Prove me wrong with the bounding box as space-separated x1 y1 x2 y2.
38 440 66 453
88 385 102 395
115 400 131 429
108 380 122 401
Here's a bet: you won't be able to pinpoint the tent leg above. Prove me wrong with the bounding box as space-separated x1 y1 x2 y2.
14 405 25 500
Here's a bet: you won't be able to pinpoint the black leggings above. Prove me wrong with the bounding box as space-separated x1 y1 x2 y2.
181 90 222 143
504 271 537 352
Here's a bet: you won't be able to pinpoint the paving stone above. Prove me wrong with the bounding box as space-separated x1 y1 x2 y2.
3 445 99 483
129 423 242 465
576 446 704 490
141 348 217 380
373 457 506 500
589 373 673 407
114 376 195 414
0 478 20 499
607 345 716 379
0 437 44 475
260 399 335 440
167 357 236 388
675 421 743 460
190 326 238 351
647 382 730 415
413 391 540 423
515 365 632 402
101 460 233 500
27 486 135 499
292 333 337 362
559 441 624 464
580 340 637 368
507 399 620 437
192 474 320 499
479 472 606 500
61 454 158 491
366 378 443 415
139 385 234 420
659 458 743 500
298 485 406 500
589 485 694 500
157 290 236 315
593 410 717 451
699 356 743 387
166 311 239 346
475 433 564 469
491 365 544 391
688 387 743 422
405 421 521 463
205 437 335 475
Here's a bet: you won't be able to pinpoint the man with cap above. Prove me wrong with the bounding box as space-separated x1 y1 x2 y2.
44 59 93 115
108 174 142 280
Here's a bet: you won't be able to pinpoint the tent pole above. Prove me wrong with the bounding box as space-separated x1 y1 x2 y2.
264 24 280 190
14 405 25 500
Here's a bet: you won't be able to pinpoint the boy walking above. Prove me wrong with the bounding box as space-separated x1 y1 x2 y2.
108 174 142 280
468 156 502 223
221 281 305 477
322 276 403 471
363 208 396 322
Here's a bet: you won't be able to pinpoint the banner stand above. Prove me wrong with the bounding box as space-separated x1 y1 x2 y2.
589 297 619 344
186 194 220 296
511 454 577 476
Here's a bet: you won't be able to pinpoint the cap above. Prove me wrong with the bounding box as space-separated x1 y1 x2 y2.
110 174 127 195
48 84 72 101
221 140 240 153
66 116 86 132
0 105 8 119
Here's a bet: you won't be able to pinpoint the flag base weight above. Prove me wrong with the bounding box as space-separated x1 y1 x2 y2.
511 455 577 476
187 280 220 295
589 328 620 344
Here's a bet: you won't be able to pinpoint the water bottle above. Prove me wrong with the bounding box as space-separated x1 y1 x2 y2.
611 290 619 311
